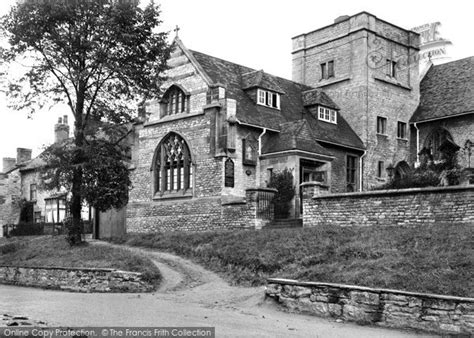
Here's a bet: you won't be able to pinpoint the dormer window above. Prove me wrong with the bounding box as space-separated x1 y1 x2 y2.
161 85 189 117
257 89 280 109
318 106 337 124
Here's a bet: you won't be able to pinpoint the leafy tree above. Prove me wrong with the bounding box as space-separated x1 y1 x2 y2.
1 0 170 244
268 168 295 219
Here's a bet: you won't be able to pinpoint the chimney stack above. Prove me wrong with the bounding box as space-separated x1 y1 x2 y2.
16 148 32 164
2 157 17 173
54 115 70 144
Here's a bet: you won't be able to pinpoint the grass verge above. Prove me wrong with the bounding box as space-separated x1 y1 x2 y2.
0 235 161 286
111 223 472 297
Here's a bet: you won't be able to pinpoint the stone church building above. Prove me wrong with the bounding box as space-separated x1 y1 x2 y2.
127 12 426 231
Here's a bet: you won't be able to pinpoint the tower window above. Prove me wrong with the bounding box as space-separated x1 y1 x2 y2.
321 60 335 80
397 121 407 139
162 86 188 117
386 59 397 77
377 116 387 135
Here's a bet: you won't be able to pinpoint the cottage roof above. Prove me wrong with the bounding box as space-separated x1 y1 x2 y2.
189 49 364 151
411 56 474 123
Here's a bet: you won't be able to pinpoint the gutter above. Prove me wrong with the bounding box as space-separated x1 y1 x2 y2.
359 150 367 192
256 128 267 187
414 122 420 166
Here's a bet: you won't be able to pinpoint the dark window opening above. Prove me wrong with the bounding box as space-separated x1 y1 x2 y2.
377 116 387 135
397 121 407 139
224 158 235 188
346 155 357 192
321 60 335 80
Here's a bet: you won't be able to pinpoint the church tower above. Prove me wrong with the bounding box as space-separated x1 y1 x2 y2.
292 12 420 189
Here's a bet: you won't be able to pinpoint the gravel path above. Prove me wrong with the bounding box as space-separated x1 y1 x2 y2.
0 242 436 337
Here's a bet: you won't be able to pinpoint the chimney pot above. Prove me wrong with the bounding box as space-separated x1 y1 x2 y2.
55 116 70 143
63 115 68 125
2 157 17 173
16 148 32 164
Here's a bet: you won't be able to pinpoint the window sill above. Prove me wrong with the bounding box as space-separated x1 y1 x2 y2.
145 110 205 127
373 76 412 91
397 138 408 142
316 76 351 88
153 190 193 201
376 133 388 138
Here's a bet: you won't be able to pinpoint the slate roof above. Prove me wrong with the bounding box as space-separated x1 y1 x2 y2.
189 49 364 151
411 56 474 123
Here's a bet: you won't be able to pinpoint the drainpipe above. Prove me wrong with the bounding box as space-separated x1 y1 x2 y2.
257 128 267 187
414 122 420 166
359 150 367 192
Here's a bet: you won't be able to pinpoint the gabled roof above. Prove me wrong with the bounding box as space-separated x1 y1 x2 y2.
262 120 333 156
411 56 474 123
189 49 364 151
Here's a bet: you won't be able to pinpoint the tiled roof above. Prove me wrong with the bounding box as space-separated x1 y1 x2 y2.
411 56 474 122
262 120 333 156
190 50 364 151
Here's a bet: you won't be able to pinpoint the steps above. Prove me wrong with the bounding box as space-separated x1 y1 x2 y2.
263 218 303 230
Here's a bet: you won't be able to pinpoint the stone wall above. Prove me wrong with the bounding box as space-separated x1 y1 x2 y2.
0 266 154 293
127 188 275 233
302 186 474 227
266 278 474 335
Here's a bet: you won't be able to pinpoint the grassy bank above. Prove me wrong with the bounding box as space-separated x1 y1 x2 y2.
112 224 472 297
0 236 161 285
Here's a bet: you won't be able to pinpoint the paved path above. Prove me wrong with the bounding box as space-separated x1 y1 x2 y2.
1 243 437 337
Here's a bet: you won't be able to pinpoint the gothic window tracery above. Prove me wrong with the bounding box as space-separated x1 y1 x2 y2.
153 133 193 195
161 85 188 117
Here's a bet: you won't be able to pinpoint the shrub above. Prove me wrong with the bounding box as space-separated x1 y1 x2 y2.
10 222 44 236
268 168 295 218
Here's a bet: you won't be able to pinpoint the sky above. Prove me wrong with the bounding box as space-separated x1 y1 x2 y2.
1 0 473 169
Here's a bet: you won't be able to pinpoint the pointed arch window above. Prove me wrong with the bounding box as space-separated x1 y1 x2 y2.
161 85 189 117
153 133 193 196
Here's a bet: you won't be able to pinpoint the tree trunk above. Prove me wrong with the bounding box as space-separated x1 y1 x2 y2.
68 88 86 245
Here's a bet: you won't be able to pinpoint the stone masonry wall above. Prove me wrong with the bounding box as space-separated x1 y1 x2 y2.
0 266 154 293
266 278 474 335
302 186 474 227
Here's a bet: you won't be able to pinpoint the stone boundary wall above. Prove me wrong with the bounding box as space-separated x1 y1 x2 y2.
0 266 155 293
266 278 474 335
302 185 474 227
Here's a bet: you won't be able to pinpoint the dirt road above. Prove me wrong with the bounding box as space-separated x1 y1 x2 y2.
1 244 436 337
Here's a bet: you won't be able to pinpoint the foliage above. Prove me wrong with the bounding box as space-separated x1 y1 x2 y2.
10 222 44 236
1 0 170 244
0 235 161 288
113 224 473 297
375 149 462 190
267 168 295 218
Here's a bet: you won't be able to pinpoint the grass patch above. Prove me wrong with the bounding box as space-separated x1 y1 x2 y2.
111 224 473 297
0 236 161 286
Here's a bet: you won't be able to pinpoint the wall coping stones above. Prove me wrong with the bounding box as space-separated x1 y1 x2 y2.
267 278 474 303
311 185 474 200
266 278 474 334
246 187 278 193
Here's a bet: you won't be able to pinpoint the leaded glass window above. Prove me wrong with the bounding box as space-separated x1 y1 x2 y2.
154 133 193 195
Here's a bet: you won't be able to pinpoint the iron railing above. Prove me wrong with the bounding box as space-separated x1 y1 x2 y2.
256 190 275 220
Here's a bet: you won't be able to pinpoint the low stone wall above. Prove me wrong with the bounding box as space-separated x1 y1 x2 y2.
127 188 276 232
266 278 474 335
302 185 474 227
0 266 155 293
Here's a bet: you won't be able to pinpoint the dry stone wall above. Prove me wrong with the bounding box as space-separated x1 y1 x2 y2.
266 278 474 334
303 186 474 227
0 266 154 293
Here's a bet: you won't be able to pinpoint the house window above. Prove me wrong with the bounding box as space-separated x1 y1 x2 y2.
30 184 37 201
153 133 193 195
397 121 407 139
45 197 67 223
321 60 335 80
386 59 397 77
34 211 42 223
162 86 188 116
346 155 357 192
377 161 385 178
377 116 387 135
257 89 280 109
224 158 235 188
318 106 337 124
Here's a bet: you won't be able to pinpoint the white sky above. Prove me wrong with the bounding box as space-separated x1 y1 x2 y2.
1 0 473 168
